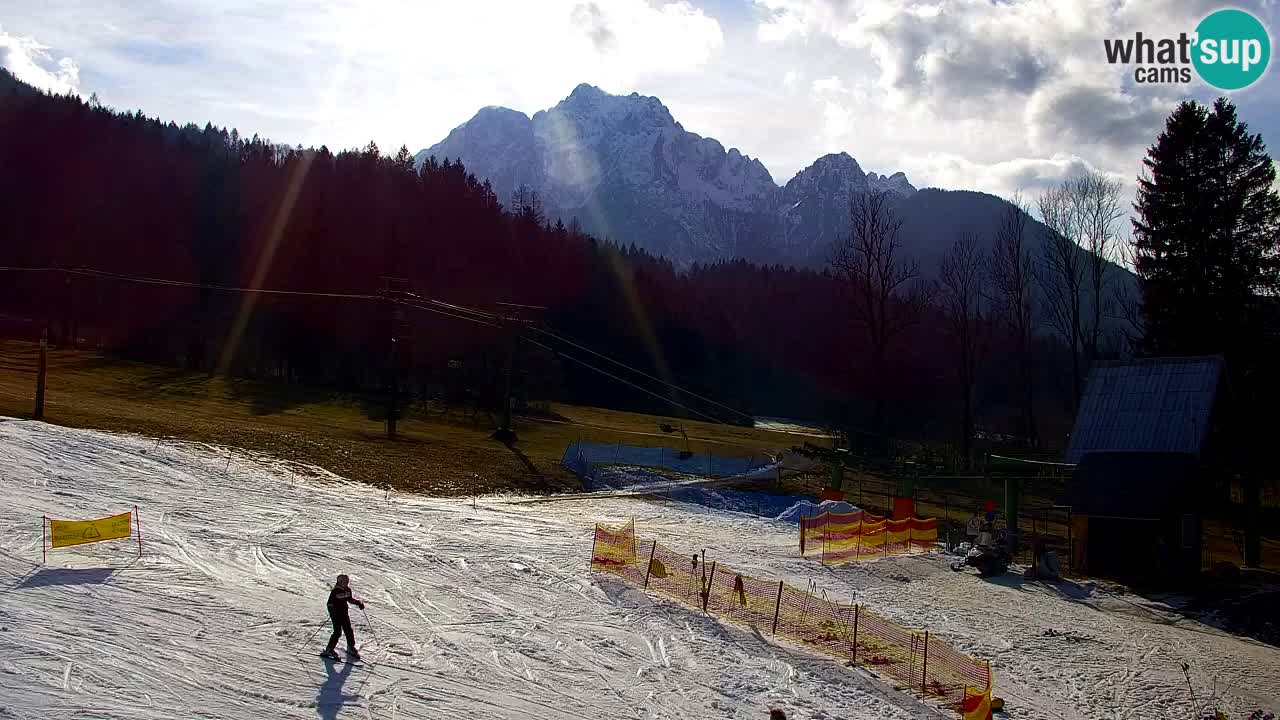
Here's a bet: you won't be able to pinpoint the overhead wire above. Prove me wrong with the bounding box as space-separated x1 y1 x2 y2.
531 325 752 421
0 265 381 300
391 298 501 329
521 336 723 424
0 264 746 424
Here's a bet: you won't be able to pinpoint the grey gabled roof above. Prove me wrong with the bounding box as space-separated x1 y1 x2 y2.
1065 356 1223 464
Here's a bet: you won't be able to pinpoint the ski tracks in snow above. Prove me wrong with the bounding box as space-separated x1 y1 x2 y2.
0 421 913 719
0 420 1276 719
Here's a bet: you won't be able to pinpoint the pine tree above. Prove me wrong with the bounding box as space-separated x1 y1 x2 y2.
1132 98 1280 358
393 144 415 174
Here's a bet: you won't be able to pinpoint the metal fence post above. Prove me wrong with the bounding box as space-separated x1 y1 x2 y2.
772 580 784 634
589 526 598 570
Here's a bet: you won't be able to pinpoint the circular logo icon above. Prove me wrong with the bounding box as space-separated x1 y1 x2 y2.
1193 9 1271 90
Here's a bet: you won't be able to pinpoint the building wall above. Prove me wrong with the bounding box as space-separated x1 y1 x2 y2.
1079 514 1201 586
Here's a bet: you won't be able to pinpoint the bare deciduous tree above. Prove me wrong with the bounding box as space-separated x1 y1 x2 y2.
1034 171 1124 411
939 232 986 468
989 195 1038 448
1110 231 1147 353
829 191 931 434
1075 173 1125 363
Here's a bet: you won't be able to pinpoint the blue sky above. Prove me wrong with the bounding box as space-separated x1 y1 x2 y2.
1 0 1276 203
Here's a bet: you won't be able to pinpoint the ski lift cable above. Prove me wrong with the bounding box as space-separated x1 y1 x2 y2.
66 267 383 299
521 336 723 424
530 325 753 422
392 299 502 329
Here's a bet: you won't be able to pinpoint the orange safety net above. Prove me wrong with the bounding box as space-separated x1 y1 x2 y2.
592 522 991 716
801 513 938 563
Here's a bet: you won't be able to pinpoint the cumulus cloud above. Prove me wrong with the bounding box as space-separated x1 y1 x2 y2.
1025 80 1177 154
0 0 1272 216
746 0 1271 203
0 24 80 96
0 1 724 157
572 3 617 52
900 152 1122 200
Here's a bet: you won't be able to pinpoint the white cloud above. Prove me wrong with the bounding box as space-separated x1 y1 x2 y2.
810 75 846 95
0 1 723 155
899 152 1124 200
0 0 1274 216
743 0 1271 201
0 24 80 96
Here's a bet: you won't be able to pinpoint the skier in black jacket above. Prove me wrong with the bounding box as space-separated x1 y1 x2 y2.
321 574 366 660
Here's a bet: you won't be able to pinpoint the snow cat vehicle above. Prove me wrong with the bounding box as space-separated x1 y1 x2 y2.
951 528 1012 577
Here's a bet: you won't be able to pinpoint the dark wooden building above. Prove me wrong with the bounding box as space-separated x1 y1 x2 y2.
1065 356 1226 585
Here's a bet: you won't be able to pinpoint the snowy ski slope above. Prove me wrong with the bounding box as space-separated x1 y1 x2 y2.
0 419 1276 719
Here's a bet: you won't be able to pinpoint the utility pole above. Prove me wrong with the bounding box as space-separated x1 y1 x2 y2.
491 302 544 446
380 277 411 440
34 329 47 420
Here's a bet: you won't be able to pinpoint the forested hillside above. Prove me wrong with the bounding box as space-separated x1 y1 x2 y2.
0 70 1077 447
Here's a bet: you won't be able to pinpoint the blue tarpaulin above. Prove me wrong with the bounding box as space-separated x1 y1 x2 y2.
561 441 767 479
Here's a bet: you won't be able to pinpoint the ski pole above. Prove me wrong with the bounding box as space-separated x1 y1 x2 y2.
294 618 329 657
361 606 383 649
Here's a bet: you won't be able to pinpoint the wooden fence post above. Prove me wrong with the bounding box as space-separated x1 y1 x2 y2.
643 541 657 588
1067 507 1074 572
589 526 598 570
921 630 929 697
703 561 716 613
134 505 143 558
856 517 863 558
771 580 784 634
821 514 827 565
34 333 47 421
851 603 860 663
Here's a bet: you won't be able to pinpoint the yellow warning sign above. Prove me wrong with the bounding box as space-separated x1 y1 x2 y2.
49 511 133 549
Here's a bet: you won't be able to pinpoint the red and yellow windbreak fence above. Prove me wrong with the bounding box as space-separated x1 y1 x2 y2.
799 510 939 563
591 521 992 718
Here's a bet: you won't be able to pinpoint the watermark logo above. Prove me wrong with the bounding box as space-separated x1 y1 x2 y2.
1104 8 1271 90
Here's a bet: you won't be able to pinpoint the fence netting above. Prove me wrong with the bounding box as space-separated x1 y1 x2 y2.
799 510 939 563
591 522 992 718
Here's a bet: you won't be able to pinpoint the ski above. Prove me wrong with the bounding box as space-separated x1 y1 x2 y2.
319 652 363 664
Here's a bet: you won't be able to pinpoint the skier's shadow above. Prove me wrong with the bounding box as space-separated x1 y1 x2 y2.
315 658 357 720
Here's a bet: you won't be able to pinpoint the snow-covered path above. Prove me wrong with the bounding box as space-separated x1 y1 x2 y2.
0 419 1276 719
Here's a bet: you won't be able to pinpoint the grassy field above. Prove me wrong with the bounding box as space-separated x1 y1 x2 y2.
0 340 811 496
5 339 1272 571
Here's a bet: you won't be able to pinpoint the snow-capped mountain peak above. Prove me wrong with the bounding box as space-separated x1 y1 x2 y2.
417 85 914 267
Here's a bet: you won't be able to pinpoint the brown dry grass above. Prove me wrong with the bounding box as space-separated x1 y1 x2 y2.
0 340 802 496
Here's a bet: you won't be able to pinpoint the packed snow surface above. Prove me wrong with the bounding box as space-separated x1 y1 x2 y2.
774 499 856 523
1 419 1277 719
